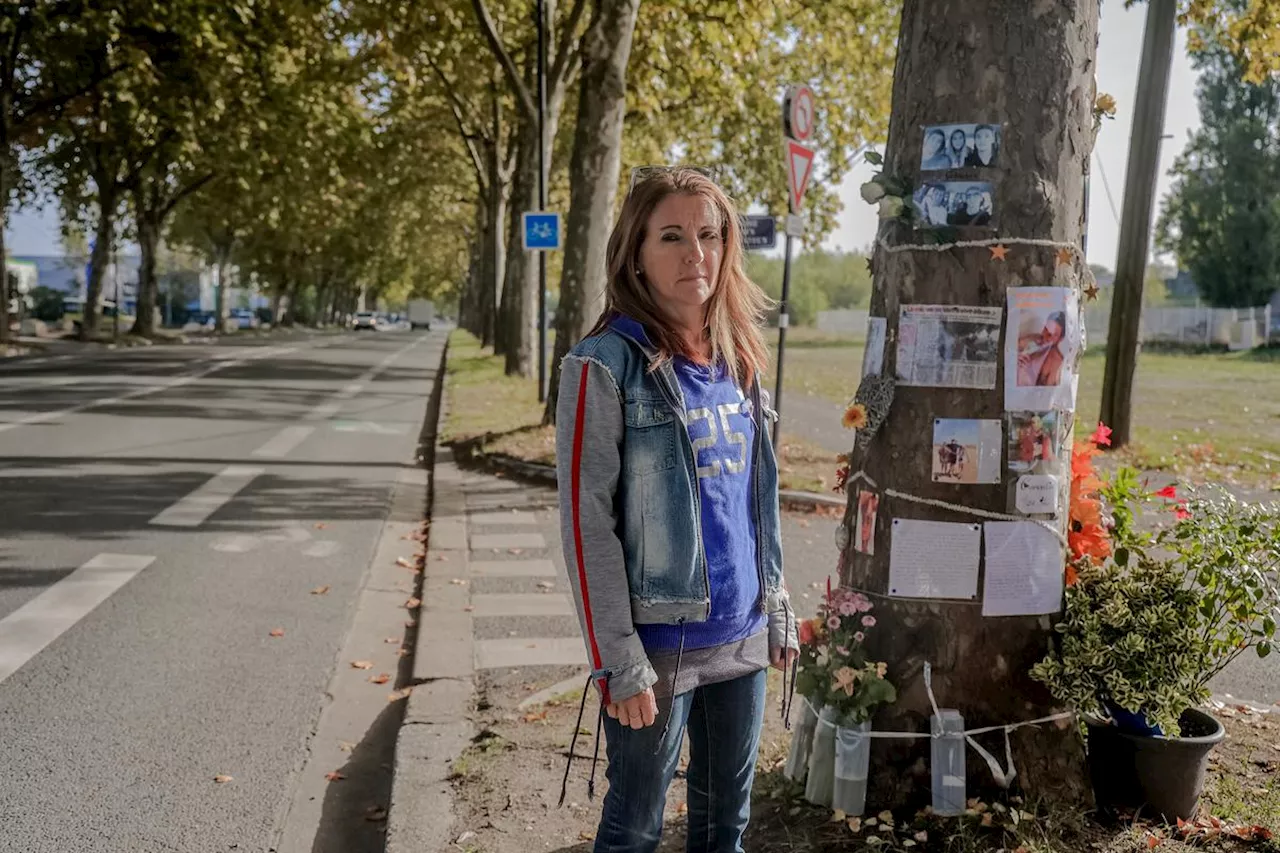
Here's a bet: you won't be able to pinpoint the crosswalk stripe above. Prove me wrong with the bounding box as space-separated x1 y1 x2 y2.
252 425 315 458
149 465 262 528
474 637 585 670
0 554 155 685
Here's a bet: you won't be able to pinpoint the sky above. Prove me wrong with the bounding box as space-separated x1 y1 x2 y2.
824 1 1202 270
5 2 1201 270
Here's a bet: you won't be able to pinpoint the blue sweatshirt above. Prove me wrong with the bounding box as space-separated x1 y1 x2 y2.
612 318 766 653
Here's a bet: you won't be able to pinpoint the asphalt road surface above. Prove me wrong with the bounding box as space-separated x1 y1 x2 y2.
0 331 443 853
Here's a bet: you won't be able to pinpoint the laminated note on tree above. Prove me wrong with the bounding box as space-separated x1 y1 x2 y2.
981 521 1064 617
887 519 981 599
1004 288 1080 412
895 305 1001 389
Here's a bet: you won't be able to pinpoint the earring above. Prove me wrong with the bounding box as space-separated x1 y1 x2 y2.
635 267 643 276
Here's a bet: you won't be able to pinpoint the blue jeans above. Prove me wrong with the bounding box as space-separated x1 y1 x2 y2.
594 669 767 853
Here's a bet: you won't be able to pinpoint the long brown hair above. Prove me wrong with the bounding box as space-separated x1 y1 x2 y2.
587 168 772 388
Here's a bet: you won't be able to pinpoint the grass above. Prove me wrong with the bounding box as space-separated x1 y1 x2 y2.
764 327 1280 489
444 329 843 493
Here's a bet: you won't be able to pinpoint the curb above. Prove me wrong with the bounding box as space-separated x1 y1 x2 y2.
454 441 848 514
386 338 477 853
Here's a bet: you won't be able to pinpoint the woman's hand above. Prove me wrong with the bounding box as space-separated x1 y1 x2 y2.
770 645 799 672
606 687 659 729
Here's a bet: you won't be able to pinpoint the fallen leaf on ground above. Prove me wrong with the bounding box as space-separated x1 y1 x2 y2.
463 605 475 612
388 687 413 702
384 637 400 644
404 597 421 609
578 832 595 842
269 628 285 638
364 805 387 822
522 710 549 723
315 523 328 529
213 775 233 784
369 673 391 684
537 581 555 590
395 557 415 569
449 579 467 586
397 649 410 657
404 620 416 628
456 831 478 845
325 771 346 782
508 548 523 555
434 555 446 561
310 585 331 595
339 742 356 752
351 661 374 670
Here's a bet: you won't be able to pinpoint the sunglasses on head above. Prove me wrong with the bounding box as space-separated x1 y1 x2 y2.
627 165 721 194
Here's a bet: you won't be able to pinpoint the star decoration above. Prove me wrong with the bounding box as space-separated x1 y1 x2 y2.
1083 279 1100 302
989 244 1009 261
1056 247 1074 266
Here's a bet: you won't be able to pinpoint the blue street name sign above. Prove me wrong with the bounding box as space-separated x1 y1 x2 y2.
742 215 777 251
522 212 561 251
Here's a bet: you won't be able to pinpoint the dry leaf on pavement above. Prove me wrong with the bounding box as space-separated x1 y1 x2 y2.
339 742 356 752
369 673 391 685
364 805 388 822
404 597 421 609
213 775 233 784
384 637 400 644
449 579 467 586
522 710 549 723
350 660 374 670
314 523 328 529
578 831 595 842
324 771 346 782
395 557 415 569
310 585 331 595
397 649 410 657
387 687 413 702
269 628 285 638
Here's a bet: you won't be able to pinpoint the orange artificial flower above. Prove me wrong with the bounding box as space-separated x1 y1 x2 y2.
1070 523 1112 563
1065 563 1080 587
842 402 869 430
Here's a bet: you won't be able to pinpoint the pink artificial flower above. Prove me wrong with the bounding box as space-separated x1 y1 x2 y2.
861 615 877 628
836 646 850 656
854 631 865 643
838 600 858 617
854 594 874 613
827 616 842 631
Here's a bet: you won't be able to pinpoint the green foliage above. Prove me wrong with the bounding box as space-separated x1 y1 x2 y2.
747 249 872 326
1155 13 1280 308
1033 474 1280 737
29 286 65 322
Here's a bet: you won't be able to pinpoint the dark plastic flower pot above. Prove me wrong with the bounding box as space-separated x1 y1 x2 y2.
1085 708 1225 823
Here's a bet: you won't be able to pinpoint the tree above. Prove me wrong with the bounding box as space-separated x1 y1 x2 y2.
846 0 1098 808
1155 16 1280 308
542 0 641 421
0 2 115 344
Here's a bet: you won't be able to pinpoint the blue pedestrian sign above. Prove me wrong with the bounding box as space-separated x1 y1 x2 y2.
522 212 561 251
742 215 777 251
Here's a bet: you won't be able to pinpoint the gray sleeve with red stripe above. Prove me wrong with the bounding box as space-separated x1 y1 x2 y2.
555 355 658 705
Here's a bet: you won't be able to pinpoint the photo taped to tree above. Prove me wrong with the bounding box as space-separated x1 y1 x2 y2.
920 123 1002 171
911 181 995 228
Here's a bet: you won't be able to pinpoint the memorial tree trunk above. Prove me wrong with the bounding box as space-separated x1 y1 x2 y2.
845 0 1098 809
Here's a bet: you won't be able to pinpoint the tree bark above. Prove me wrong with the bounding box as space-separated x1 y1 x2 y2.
543 0 641 425
213 243 231 333
846 0 1098 809
131 204 160 338
0 169 9 346
497 122 537 375
81 190 115 341
481 143 508 349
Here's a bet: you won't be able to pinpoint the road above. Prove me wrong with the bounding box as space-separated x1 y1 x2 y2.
0 331 444 853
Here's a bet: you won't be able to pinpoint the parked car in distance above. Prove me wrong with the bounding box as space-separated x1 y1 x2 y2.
352 311 379 331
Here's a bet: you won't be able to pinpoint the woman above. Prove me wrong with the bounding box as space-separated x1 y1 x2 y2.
947 128 970 168
921 128 951 171
964 124 1000 167
1017 311 1068 387
555 167 799 853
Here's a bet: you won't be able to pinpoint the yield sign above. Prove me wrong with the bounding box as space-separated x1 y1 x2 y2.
785 137 815 212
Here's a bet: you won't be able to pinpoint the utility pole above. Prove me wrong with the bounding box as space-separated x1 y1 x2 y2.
1099 0 1177 448
535 0 549 403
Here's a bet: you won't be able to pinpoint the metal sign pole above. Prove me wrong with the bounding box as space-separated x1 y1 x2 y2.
773 198 794 452
535 0 549 403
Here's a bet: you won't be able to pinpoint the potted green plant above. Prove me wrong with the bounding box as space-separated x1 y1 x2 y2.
788 580 897 813
1031 425 1280 821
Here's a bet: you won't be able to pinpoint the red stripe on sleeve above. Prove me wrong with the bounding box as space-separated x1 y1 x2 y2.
571 362 610 705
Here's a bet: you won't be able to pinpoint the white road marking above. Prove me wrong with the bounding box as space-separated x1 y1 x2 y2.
330 421 407 435
149 465 262 527
252 425 315 458
0 553 155 685
0 345 299 434
301 337 423 422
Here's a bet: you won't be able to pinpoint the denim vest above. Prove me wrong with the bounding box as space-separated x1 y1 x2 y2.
567 324 786 625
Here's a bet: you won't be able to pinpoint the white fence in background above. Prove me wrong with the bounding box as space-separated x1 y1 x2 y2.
816 306 1275 350
1084 304 1274 349
816 309 871 336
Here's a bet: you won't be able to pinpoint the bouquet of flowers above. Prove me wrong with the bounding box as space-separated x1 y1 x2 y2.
796 580 897 724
